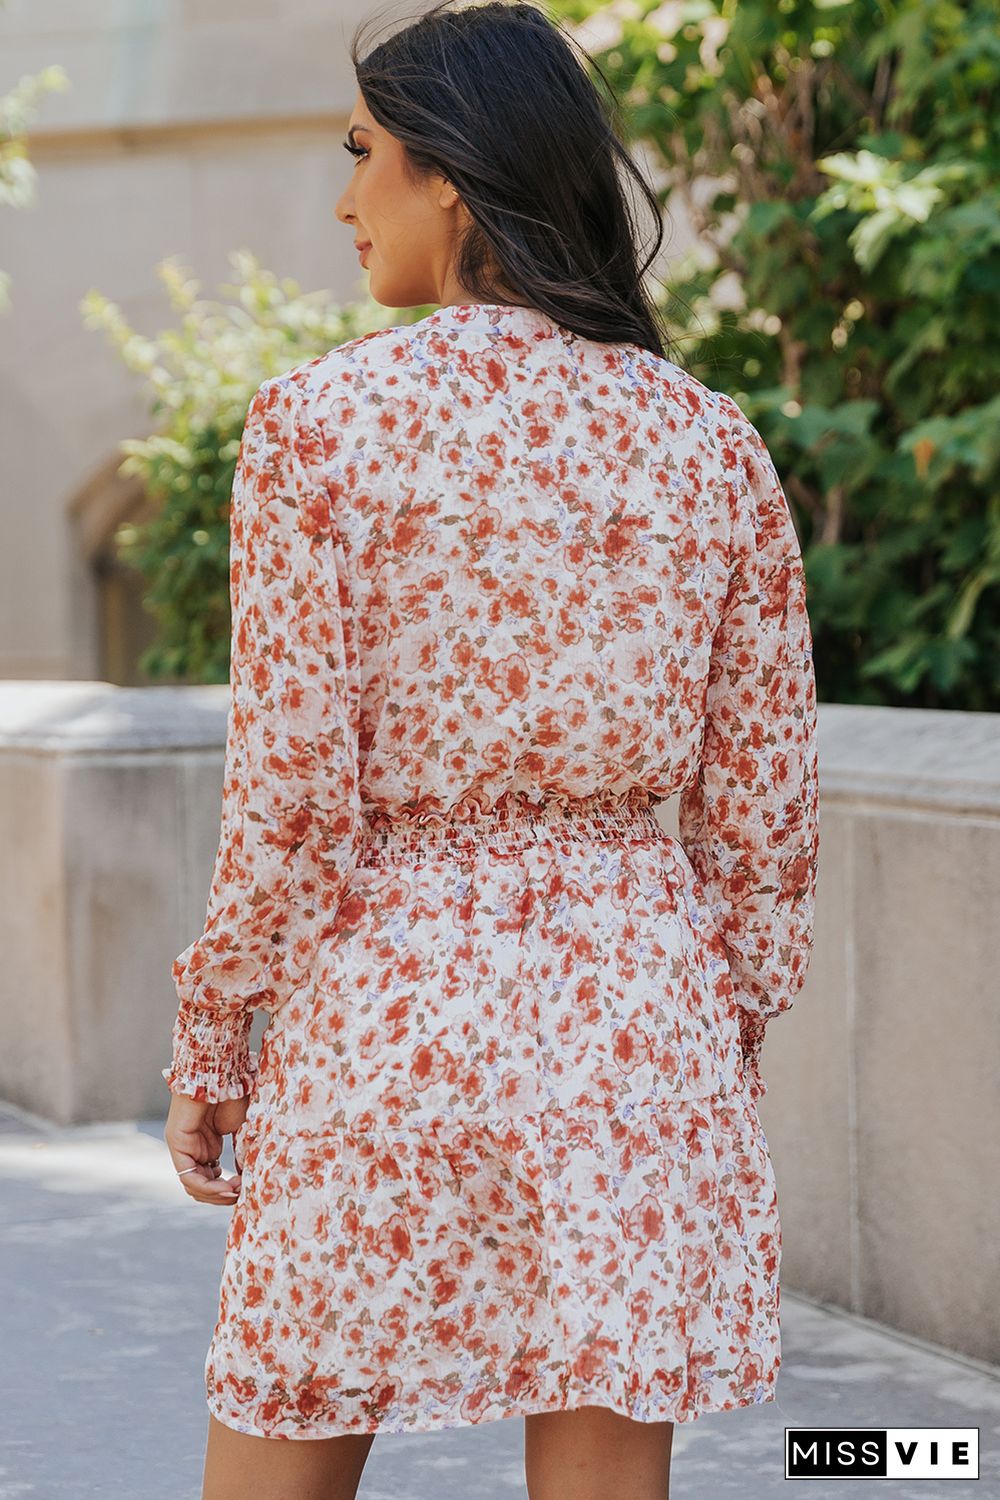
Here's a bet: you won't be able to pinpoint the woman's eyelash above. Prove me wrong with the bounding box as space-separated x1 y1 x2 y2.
342 140 369 162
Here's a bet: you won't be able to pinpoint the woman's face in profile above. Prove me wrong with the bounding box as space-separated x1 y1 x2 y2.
335 90 469 309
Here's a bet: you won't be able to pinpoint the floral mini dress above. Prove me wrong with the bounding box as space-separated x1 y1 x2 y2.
162 301 820 1438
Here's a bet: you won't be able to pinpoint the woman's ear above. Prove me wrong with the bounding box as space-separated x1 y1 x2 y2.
438 178 464 213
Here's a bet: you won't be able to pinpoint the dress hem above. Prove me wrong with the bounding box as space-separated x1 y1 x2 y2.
205 1378 779 1440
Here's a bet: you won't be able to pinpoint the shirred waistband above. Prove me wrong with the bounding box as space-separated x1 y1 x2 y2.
356 788 665 864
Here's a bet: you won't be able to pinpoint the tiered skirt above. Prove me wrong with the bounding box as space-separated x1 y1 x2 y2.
205 789 782 1438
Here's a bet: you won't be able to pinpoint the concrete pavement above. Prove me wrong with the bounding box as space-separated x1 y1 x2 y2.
1 1100 996 1499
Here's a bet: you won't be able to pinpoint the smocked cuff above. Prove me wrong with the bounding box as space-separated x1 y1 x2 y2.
738 1010 769 1103
161 1000 259 1103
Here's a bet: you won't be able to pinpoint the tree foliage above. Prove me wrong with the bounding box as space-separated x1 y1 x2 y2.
554 0 999 707
85 1 999 705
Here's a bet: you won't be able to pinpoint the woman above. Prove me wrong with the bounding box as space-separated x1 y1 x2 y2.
162 3 820 1498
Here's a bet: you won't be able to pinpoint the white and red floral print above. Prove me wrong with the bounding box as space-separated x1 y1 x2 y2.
162 300 819 1437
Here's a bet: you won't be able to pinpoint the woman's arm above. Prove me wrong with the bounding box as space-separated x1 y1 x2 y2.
162 374 362 1102
678 407 820 1102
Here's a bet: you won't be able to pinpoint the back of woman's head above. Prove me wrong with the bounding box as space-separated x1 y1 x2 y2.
350 0 674 359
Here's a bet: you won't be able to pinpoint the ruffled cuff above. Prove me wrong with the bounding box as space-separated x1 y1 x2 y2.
161 999 260 1103
738 1010 769 1103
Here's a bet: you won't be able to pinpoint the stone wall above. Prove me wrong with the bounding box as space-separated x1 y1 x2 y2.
2 683 997 1364
0 2 695 681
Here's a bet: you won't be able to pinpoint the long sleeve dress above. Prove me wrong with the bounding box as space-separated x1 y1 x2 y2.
162 299 820 1439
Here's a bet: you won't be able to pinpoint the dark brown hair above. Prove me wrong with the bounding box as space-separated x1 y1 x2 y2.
349 0 676 358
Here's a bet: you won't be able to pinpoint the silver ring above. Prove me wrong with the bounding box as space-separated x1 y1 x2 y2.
177 1153 223 1177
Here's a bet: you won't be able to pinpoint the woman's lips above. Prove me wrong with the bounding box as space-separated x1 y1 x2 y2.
357 243 372 265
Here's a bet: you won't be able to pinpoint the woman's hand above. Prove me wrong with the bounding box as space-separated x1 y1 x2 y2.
165 1092 250 1205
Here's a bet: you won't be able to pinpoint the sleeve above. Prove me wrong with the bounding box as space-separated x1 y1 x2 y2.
161 374 363 1102
677 408 820 1104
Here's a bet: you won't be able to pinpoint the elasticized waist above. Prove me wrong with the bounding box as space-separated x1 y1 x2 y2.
357 787 665 865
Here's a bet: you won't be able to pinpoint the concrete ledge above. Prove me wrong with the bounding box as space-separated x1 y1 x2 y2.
817 703 1000 814
0 679 229 752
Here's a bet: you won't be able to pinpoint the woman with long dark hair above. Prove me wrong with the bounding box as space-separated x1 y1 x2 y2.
162 4 819 1497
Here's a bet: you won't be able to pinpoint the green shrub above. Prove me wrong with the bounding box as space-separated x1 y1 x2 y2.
0 44 69 311
81 252 427 682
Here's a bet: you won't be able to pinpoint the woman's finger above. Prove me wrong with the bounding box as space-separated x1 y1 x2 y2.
176 1162 242 1203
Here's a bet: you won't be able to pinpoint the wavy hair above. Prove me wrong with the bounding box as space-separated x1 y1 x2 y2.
349 0 677 359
